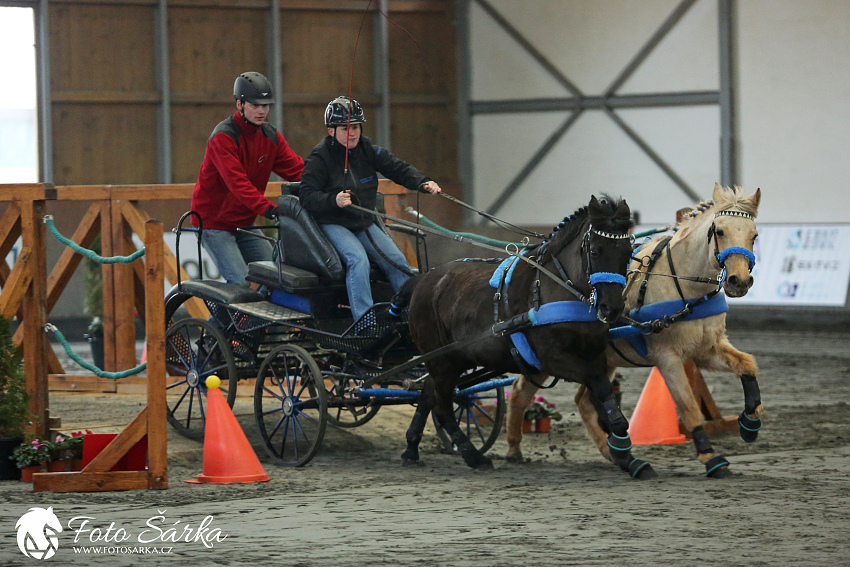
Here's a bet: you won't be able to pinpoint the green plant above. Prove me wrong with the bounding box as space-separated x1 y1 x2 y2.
11 438 51 468
53 431 87 460
0 314 29 439
523 395 563 422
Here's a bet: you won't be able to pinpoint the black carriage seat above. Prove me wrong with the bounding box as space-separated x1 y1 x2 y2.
171 280 264 305
246 182 400 291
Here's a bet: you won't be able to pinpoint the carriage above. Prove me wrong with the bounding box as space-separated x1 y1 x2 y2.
162 183 514 467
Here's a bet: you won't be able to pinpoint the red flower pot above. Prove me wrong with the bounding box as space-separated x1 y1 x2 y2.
21 464 43 482
69 458 83 471
522 420 532 434
534 417 551 433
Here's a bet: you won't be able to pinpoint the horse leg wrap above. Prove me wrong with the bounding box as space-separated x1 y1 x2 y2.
691 426 714 455
704 454 730 477
739 374 762 442
627 458 653 479
607 432 633 471
602 396 629 437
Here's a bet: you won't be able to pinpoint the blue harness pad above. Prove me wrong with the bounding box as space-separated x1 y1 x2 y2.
489 256 521 288
608 293 729 358
510 300 599 371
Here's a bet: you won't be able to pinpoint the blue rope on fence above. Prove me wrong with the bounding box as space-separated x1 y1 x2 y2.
43 215 146 263
45 324 146 379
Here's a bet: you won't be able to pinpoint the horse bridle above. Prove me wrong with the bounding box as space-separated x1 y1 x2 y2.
541 224 631 314
708 210 757 275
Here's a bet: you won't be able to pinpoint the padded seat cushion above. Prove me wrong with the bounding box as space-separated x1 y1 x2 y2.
175 280 264 305
247 261 320 290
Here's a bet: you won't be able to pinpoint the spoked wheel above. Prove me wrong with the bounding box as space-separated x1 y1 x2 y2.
434 384 507 455
321 357 382 428
254 344 327 467
164 318 237 440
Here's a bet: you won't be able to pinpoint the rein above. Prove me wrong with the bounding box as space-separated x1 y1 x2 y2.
348 203 595 305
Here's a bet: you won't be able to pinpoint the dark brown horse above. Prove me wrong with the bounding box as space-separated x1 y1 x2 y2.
397 195 656 479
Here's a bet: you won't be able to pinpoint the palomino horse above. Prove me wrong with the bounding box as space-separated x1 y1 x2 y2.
507 183 762 478
398 196 657 479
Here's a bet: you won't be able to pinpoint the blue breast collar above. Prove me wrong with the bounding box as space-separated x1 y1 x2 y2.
607 293 729 358
509 301 599 371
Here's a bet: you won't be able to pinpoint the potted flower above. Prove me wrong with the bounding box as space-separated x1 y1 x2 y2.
523 395 563 433
0 314 30 481
58 431 87 471
11 438 51 482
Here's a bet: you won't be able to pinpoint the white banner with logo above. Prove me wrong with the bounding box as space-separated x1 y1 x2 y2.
728 224 850 306
633 223 850 307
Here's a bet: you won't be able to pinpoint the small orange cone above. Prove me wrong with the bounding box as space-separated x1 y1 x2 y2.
140 344 147 364
628 367 688 445
186 376 270 484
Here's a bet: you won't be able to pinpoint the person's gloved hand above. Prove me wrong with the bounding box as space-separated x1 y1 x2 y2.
264 205 279 219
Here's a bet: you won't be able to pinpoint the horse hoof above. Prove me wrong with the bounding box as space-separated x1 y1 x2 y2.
627 458 656 480
470 457 494 471
738 411 762 443
505 453 525 464
401 450 420 467
634 465 658 480
704 455 731 478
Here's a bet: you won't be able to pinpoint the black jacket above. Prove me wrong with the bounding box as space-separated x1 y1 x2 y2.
299 135 430 231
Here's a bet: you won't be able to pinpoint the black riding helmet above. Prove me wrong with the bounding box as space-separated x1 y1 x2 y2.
325 96 366 127
233 72 275 105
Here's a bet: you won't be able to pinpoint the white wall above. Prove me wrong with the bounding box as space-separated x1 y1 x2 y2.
468 0 850 224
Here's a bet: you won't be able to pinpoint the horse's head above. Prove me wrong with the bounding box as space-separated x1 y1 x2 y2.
673 183 760 298
708 183 761 297
584 195 633 321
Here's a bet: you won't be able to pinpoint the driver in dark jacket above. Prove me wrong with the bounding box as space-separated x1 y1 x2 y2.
299 96 441 320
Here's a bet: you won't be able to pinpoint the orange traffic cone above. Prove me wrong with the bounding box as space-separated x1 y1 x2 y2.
186 376 270 484
628 367 688 445
140 344 147 364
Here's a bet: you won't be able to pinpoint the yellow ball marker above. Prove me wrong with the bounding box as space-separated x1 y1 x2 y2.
205 375 221 389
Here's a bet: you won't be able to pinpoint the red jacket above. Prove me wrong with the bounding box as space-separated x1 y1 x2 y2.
191 111 304 231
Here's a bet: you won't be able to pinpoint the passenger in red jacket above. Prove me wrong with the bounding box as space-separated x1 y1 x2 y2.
191 72 304 286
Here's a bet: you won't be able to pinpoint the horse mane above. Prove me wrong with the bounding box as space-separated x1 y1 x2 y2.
535 195 631 256
673 185 758 238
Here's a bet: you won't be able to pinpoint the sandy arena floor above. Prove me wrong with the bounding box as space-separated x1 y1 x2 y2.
1 327 849 566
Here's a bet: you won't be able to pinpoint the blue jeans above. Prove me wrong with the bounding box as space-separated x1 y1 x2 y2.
321 223 411 320
201 228 272 286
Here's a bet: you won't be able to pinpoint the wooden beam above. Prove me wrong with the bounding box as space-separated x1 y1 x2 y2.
110 200 137 371
20 199 49 438
0 200 22 260
83 408 148 473
100 200 117 372
33 470 150 493
0 246 32 319
45 202 102 312
145 220 168 489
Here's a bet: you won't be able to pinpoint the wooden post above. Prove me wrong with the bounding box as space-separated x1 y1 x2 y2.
20 198 49 438
378 180 416 267
112 198 138 370
145 220 168 489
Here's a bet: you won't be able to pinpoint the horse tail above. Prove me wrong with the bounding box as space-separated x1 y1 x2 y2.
390 274 423 316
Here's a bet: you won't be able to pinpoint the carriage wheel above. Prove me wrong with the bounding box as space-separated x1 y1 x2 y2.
318 356 382 428
325 375 382 428
254 344 328 467
433 385 507 455
164 318 237 440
